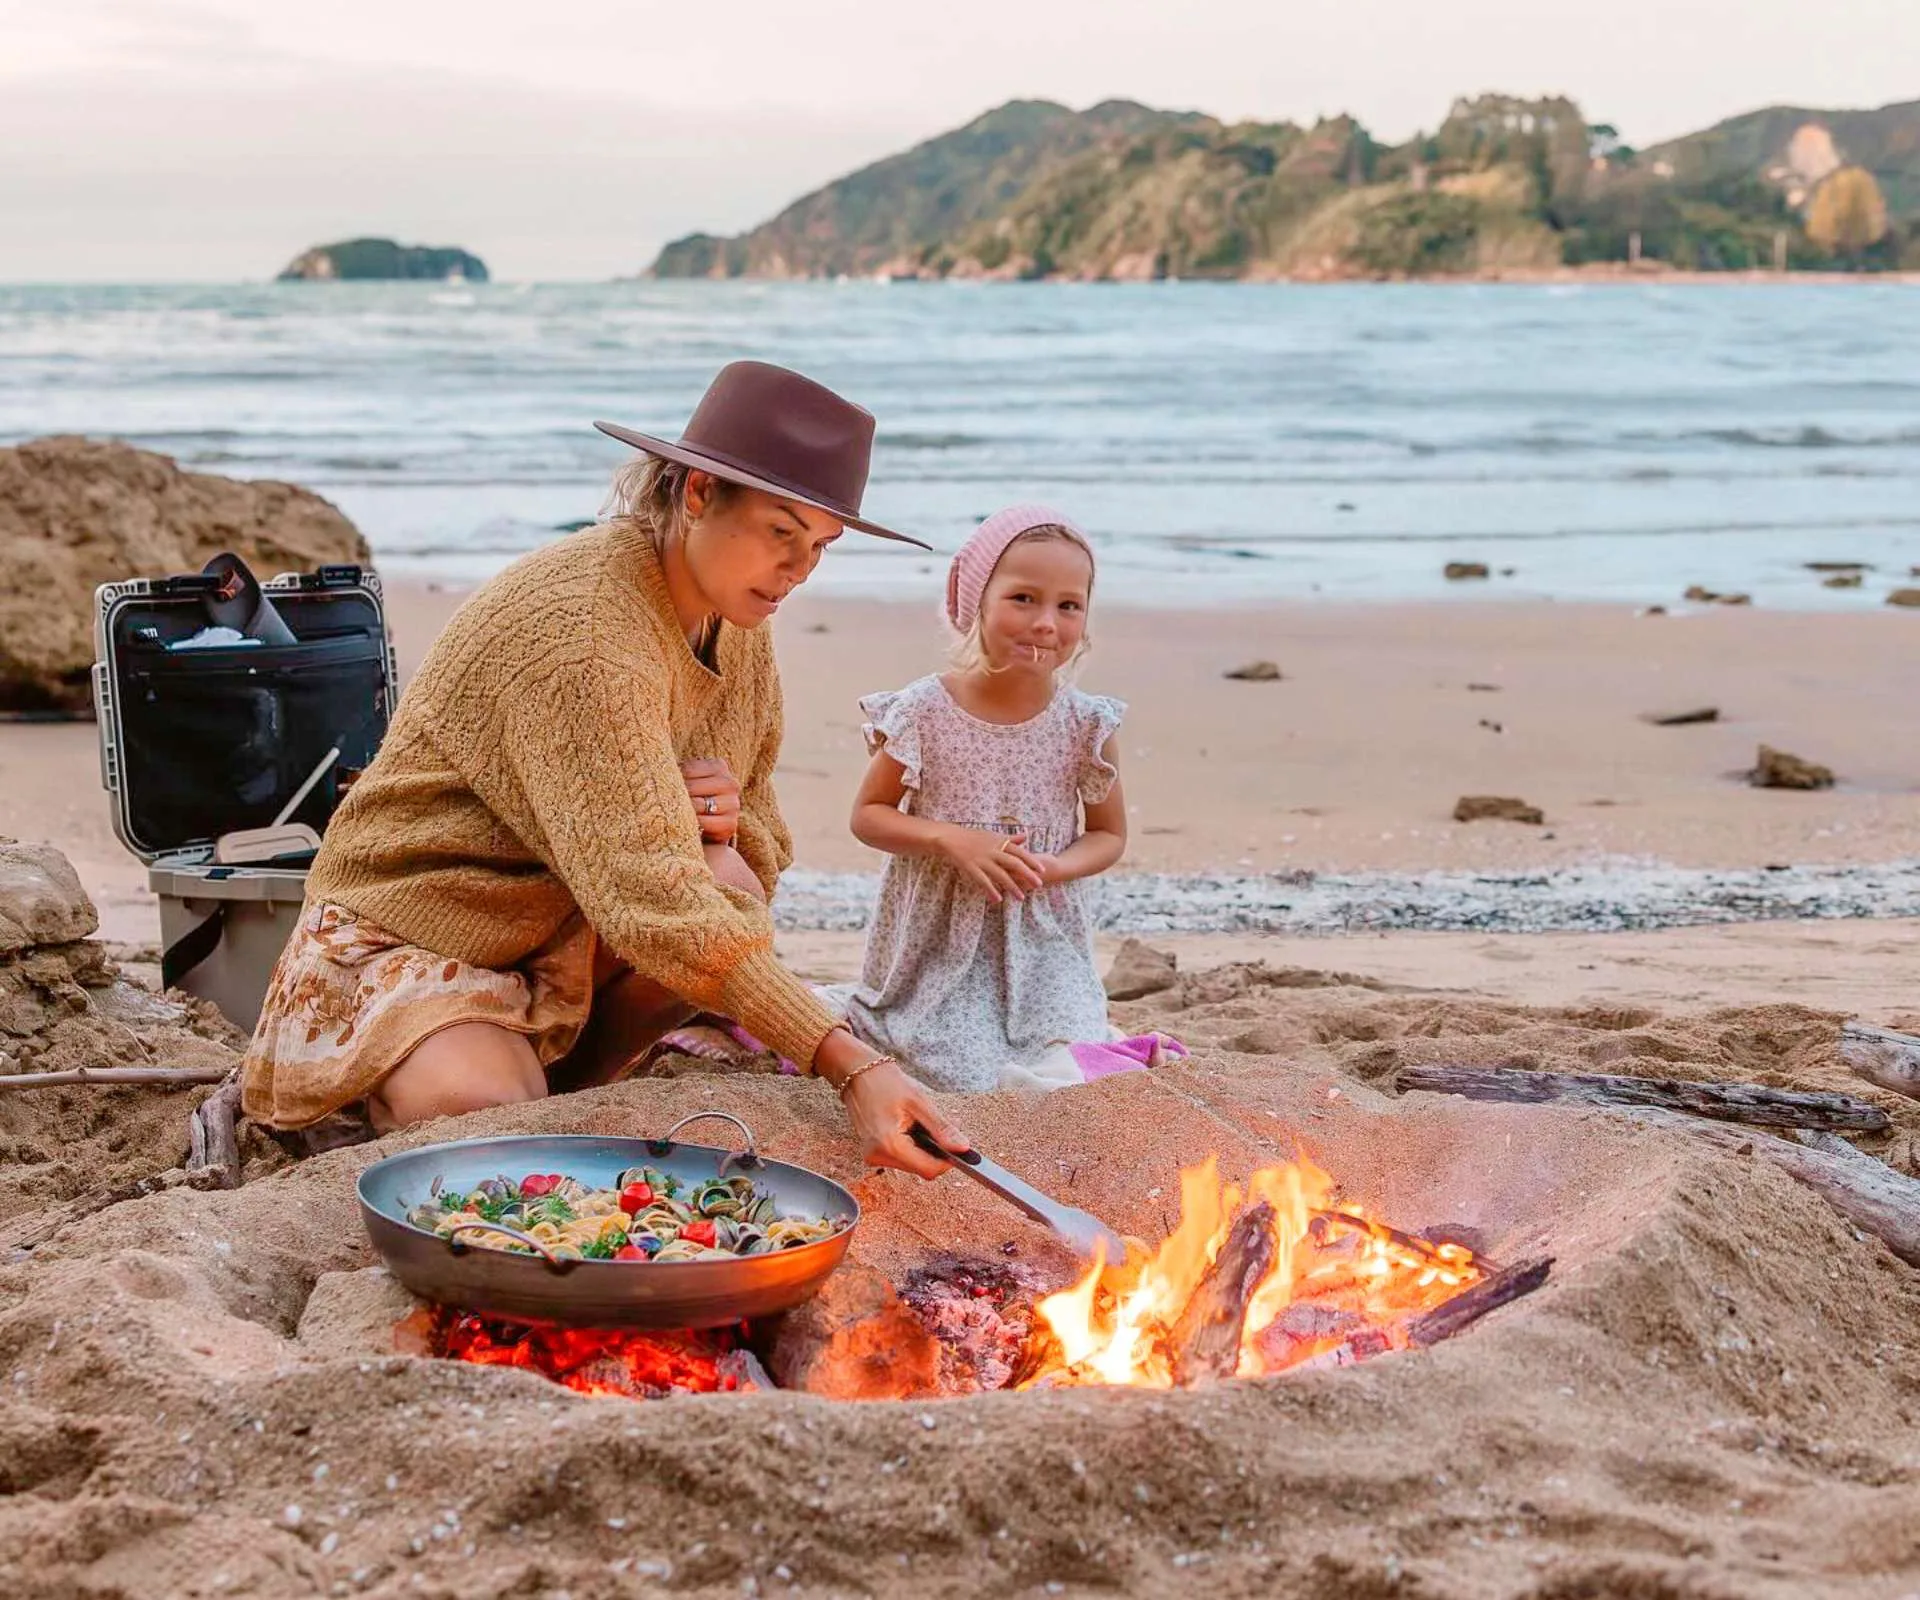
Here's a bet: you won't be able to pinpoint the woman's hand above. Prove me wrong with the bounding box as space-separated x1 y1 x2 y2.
681 758 743 844
843 1059 972 1179
940 827 1046 904
816 1028 969 1179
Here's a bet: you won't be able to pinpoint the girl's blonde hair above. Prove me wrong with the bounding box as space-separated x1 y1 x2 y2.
603 456 741 548
946 524 1096 679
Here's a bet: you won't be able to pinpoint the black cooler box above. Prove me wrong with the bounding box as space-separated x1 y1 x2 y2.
92 563 397 1029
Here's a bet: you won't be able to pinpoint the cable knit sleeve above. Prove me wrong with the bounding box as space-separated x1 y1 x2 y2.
732 641 795 899
442 592 837 1071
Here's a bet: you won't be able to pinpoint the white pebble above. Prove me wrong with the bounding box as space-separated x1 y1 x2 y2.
283 1505 303 1528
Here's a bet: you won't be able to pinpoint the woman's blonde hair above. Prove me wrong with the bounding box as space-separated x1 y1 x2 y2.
603 456 741 548
946 525 1096 679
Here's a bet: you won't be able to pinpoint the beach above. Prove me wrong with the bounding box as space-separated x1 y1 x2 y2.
5 562 1920 1598
12 574 1917 960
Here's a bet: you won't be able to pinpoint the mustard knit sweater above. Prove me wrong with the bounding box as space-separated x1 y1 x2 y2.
304 520 840 1070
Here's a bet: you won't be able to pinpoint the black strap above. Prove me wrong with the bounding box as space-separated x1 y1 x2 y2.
161 904 227 991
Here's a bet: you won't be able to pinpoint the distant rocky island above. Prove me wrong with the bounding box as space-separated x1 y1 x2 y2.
649 94 1920 282
277 238 488 283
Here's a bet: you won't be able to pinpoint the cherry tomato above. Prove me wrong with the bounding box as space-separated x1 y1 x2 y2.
679 1220 717 1248
519 1173 562 1198
614 1244 648 1261
618 1182 654 1213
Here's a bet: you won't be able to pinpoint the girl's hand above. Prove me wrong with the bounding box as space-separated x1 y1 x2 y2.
832 1054 971 1179
941 827 1046 903
681 758 742 843
1003 842 1063 886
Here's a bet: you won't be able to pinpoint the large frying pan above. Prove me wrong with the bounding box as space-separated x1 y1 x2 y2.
356 1112 858 1328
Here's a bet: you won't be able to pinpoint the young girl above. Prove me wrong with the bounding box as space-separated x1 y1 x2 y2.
844 504 1182 1092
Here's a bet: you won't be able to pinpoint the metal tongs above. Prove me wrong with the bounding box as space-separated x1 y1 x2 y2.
910 1123 1128 1263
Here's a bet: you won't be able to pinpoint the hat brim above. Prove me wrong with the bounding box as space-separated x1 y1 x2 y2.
593 421 930 550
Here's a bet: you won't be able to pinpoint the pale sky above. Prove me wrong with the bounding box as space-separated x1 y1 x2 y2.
3 0 1915 281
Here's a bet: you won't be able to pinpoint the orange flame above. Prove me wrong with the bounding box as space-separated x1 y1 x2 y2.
1032 1158 1483 1387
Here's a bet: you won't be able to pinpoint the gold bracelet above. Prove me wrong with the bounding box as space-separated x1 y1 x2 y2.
833 1053 896 1099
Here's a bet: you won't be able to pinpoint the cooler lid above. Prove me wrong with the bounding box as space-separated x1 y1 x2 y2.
94 566 398 864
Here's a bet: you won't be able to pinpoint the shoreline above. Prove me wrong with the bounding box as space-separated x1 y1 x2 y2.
6 581 1917 952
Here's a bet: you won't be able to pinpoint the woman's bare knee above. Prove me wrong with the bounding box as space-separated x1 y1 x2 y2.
703 841 767 903
369 1022 546 1131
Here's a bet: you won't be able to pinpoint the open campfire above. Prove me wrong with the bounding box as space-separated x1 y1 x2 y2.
407 1153 1547 1401
1023 1155 1504 1388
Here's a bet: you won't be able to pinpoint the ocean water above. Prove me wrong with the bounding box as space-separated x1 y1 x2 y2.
5 279 1920 608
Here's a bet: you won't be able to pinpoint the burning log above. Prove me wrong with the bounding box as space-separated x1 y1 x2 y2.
1406 1257 1553 1347
1169 1200 1275 1387
1839 1022 1920 1104
1397 1064 1890 1133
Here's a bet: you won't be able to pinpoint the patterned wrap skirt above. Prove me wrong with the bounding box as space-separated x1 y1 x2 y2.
239 901 597 1129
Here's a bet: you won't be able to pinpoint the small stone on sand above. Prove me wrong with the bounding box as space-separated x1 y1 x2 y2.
1452 796 1545 825
1641 707 1720 727
1749 745 1835 791
1223 661 1283 682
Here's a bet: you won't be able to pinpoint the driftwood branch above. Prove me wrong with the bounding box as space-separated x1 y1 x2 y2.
0 1065 234 1091
1840 1022 1920 1104
186 1073 244 1189
1398 1064 1890 1133
3 1166 225 1255
1170 1201 1274 1387
1626 1108 1920 1267
1407 1257 1553 1347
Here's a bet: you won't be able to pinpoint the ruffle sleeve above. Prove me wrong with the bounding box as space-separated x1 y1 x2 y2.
859 684 929 792
1072 691 1127 804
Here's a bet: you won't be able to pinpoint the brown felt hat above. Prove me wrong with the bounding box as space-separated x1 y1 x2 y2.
594 361 928 549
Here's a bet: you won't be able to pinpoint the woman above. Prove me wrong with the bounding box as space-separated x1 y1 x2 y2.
241 360 968 1178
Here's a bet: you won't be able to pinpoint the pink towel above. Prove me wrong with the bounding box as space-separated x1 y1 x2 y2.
1068 1033 1188 1081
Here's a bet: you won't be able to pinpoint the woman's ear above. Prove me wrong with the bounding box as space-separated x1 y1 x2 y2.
684 469 713 520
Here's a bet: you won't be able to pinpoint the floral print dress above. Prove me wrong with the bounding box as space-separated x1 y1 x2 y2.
843 675 1125 1092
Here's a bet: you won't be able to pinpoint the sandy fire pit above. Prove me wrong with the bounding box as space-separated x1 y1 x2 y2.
4 975 1920 1599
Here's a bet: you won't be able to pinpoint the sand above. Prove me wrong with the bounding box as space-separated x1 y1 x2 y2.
3 580 1920 1596
3 970 1920 1599
6 581 1918 947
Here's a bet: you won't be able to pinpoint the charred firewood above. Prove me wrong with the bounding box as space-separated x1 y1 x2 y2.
1169 1200 1275 1387
1397 1064 1889 1133
1406 1257 1554 1347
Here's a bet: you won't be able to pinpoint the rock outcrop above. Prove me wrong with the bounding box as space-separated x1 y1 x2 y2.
0 840 244 1222
0 436 371 714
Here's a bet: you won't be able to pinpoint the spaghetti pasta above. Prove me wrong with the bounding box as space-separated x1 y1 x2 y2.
407 1167 846 1262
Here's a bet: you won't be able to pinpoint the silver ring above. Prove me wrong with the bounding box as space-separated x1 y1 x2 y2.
703 797 717 815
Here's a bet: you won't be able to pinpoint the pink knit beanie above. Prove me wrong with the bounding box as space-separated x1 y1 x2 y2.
945 504 1093 633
